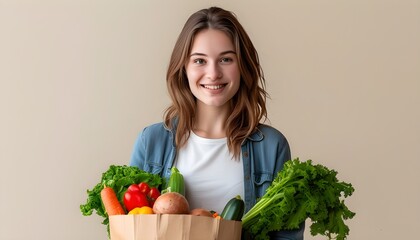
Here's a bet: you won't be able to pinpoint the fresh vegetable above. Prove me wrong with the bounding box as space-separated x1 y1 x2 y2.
124 184 150 212
127 184 142 193
220 195 245 221
148 187 161 200
162 167 185 196
190 208 214 217
138 182 151 195
80 165 162 234
152 192 190 214
241 158 355 240
100 186 126 215
128 206 154 215
147 187 161 207
211 211 221 219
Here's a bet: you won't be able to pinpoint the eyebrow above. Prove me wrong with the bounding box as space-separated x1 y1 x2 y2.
189 50 237 57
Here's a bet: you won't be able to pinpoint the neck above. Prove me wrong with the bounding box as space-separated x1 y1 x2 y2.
193 102 230 139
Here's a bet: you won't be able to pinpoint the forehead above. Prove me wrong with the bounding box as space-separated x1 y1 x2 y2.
190 29 235 54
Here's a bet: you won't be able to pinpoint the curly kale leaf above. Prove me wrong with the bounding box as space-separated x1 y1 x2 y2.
242 158 355 240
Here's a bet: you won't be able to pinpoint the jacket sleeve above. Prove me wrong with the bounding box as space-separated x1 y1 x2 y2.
129 123 175 176
257 126 304 240
129 129 147 170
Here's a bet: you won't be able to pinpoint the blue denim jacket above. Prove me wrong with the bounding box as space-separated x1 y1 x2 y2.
129 122 304 240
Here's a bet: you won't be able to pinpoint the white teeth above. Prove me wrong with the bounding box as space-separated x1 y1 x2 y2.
203 84 224 90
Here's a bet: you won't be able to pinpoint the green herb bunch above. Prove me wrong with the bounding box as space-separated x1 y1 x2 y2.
80 165 162 234
242 158 355 240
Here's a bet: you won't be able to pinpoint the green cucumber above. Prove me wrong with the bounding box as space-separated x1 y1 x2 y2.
220 195 245 221
163 167 185 196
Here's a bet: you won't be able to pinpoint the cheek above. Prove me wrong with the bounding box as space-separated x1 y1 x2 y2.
233 80 241 95
229 68 241 88
186 73 197 90
227 64 241 79
232 73 241 96
187 78 196 91
186 67 201 83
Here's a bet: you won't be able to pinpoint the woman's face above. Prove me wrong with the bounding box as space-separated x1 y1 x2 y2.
185 29 241 109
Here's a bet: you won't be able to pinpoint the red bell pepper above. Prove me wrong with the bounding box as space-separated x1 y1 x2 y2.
123 183 150 211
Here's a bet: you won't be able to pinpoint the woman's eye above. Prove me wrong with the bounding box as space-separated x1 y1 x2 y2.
193 59 206 64
220 57 233 63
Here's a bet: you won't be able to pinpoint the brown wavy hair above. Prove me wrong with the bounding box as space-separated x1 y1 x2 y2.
164 6 268 157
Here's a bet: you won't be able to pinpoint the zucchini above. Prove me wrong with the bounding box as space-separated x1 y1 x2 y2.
220 195 245 221
163 167 185 196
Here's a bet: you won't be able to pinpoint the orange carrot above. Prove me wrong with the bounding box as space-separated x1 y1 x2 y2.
100 186 125 215
212 211 222 219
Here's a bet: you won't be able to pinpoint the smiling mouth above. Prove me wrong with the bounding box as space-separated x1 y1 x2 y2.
202 84 227 90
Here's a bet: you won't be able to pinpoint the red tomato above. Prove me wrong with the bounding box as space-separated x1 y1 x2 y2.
148 187 160 200
127 184 141 193
138 182 151 195
123 191 149 212
149 199 156 208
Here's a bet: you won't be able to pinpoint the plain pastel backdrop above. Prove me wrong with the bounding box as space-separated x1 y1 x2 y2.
1 0 419 239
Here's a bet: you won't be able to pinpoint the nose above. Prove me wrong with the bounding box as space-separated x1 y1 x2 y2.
206 62 222 80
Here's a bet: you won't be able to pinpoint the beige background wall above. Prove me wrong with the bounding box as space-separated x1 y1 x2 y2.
1 0 419 239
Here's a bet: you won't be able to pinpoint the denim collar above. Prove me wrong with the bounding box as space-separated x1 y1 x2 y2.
247 127 264 142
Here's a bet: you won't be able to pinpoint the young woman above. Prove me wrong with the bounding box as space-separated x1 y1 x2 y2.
130 6 305 239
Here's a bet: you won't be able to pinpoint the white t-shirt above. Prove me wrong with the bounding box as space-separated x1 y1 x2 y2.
174 131 244 213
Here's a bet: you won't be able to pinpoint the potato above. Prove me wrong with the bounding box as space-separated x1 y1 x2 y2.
152 192 190 214
190 208 213 217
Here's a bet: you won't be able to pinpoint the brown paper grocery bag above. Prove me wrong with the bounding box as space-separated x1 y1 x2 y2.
109 214 242 240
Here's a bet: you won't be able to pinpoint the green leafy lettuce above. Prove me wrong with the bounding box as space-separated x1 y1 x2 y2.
241 158 355 240
80 165 162 234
